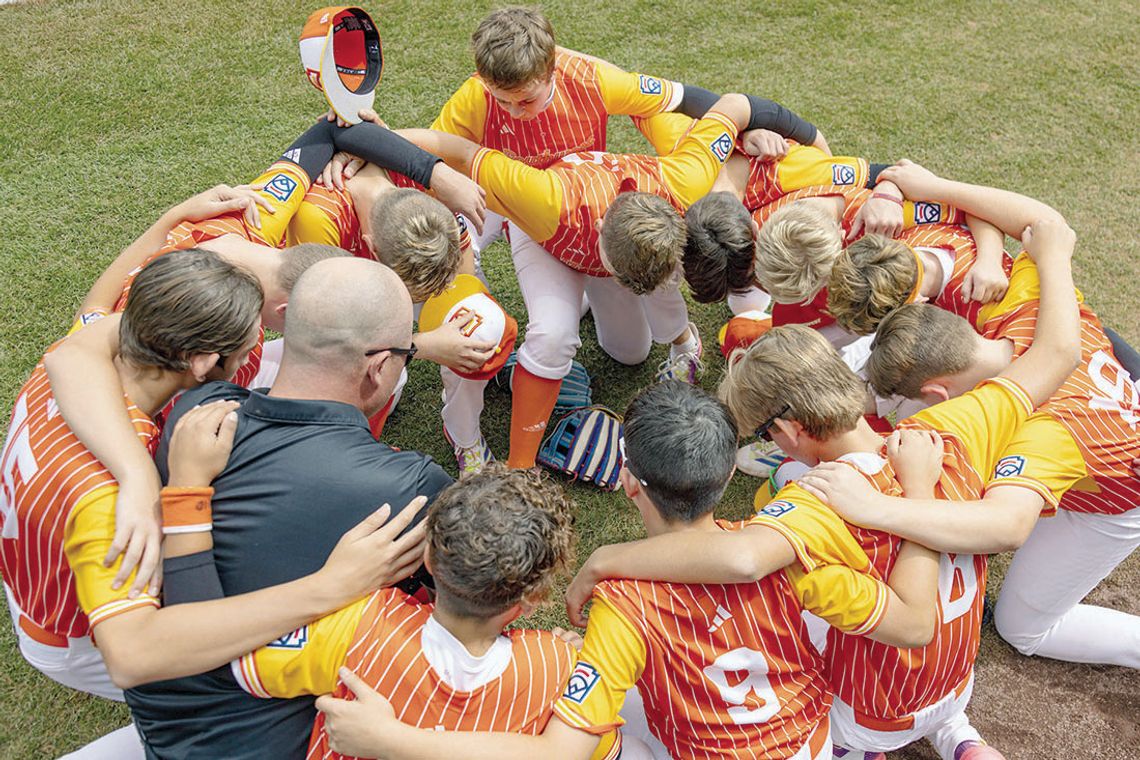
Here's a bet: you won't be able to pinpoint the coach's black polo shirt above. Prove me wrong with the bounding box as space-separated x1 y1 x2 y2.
125 382 452 760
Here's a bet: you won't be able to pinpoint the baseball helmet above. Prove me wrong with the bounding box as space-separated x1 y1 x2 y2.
299 7 383 125
419 274 518 381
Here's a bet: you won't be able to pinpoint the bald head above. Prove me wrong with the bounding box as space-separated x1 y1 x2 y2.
282 258 413 369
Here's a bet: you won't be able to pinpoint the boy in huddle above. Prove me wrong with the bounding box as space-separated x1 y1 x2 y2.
806 161 1140 669
311 380 949 760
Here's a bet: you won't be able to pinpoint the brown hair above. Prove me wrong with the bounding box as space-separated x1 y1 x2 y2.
119 249 263 372
682 191 757 304
828 235 919 335
428 464 576 619
867 303 977 399
718 324 865 440
754 202 842 304
276 243 352 295
370 189 461 302
601 192 686 295
471 6 556 90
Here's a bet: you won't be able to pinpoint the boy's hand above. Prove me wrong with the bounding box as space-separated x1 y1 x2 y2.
961 257 1010 303
798 461 884 528
107 472 163 599
429 163 487 235
848 181 904 241
552 626 585 651
414 320 497 374
316 497 429 598
317 667 396 758
167 401 241 488
319 151 366 190
885 429 944 498
1021 217 1076 263
565 560 601 628
740 129 788 162
175 184 276 230
876 159 946 202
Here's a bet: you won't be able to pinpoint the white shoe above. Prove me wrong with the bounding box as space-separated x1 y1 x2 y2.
444 427 494 478
655 322 703 384
735 440 785 478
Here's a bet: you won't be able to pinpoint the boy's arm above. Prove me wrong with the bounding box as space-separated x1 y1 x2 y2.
961 214 1010 303
44 314 163 597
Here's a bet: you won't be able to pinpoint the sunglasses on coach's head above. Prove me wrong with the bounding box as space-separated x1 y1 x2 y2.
755 403 791 442
364 343 418 364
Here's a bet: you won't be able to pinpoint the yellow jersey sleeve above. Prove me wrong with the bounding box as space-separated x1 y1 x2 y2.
909 376 1035 476
977 252 1084 324
985 413 1088 515
469 147 562 242
230 596 368 698
659 110 740 209
432 77 489 143
64 485 160 627
595 63 681 118
247 162 312 248
633 112 695 156
776 145 868 192
286 197 344 248
745 485 886 634
553 595 646 741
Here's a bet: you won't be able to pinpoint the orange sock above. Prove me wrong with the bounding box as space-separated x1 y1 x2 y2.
507 366 562 468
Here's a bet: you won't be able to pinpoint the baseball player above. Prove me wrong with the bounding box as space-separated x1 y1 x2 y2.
812 162 1140 670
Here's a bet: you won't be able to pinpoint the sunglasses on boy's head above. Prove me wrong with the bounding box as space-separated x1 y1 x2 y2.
754 403 791 442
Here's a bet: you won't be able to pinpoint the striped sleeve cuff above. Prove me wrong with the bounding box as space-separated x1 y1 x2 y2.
470 146 494 183
984 476 1059 515
552 701 619 737
846 582 889 636
704 109 739 138
231 652 272 698
984 376 1035 416
745 516 819 574
87 596 159 627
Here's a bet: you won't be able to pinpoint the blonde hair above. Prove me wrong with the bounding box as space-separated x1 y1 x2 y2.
867 304 977 400
827 235 919 335
754 202 842 304
370 189 461 302
471 6 556 90
718 324 865 440
601 192 686 295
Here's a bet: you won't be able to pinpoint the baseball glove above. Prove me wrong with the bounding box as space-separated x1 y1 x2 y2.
536 406 624 491
495 351 593 413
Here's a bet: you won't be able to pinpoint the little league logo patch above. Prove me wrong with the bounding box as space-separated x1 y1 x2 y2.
993 455 1027 479
638 74 663 96
264 173 299 203
914 201 942 224
759 499 797 518
266 625 309 650
562 661 601 704
831 163 857 185
710 132 734 162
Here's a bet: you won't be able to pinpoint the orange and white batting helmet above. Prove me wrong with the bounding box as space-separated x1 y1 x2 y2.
419 275 518 381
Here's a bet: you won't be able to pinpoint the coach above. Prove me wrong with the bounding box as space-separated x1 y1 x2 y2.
125 257 453 759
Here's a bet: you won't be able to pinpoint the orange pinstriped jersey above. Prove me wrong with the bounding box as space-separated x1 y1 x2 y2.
306 592 574 759
900 222 1012 332
978 255 1140 515
0 332 160 639
824 377 1039 721
471 110 738 277
434 49 680 169
742 148 869 212
556 519 858 759
760 187 963 330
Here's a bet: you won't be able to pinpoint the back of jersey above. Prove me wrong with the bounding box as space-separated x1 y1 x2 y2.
598 570 829 758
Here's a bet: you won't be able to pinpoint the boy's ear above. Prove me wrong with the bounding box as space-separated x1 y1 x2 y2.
919 382 951 404
187 352 222 382
422 544 433 575
750 217 761 241
772 417 801 445
618 465 640 499
274 302 288 319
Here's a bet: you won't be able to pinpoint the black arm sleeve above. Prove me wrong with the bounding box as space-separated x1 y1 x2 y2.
745 94 818 145
161 550 225 606
333 122 442 189
278 118 338 182
867 163 891 187
1105 325 1140 381
676 84 722 119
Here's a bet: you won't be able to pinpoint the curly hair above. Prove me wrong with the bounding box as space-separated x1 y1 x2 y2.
682 192 757 304
427 463 576 618
828 234 919 335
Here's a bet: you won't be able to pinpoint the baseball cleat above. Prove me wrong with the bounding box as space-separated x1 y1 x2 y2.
735 440 786 478
444 427 495 478
655 322 703 384
954 741 1006 760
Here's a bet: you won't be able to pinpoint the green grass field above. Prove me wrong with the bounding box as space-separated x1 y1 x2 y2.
1 0 1137 757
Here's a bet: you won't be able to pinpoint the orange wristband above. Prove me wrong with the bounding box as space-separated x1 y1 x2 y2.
161 486 214 534
871 192 904 206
